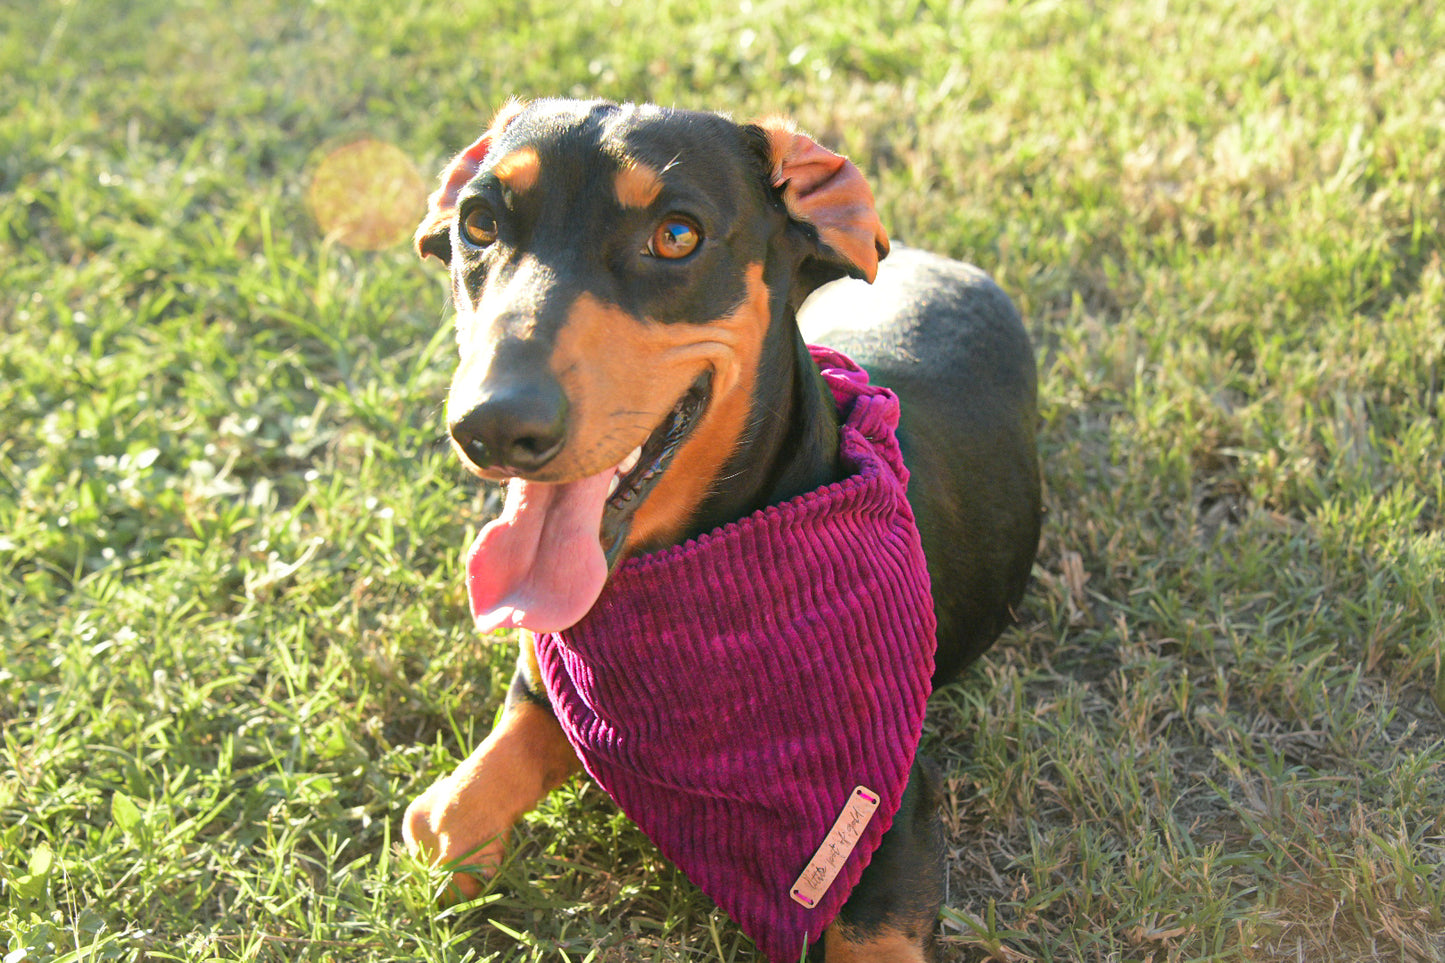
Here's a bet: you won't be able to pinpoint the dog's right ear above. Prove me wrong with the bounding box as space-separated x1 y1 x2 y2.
747 117 889 292
415 99 527 264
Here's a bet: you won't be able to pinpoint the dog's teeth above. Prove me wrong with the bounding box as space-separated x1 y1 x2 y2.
618 446 643 474
608 474 621 497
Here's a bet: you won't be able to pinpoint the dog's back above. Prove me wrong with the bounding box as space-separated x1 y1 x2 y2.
801 246 1041 682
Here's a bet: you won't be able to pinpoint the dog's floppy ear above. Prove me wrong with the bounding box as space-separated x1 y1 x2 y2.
750 116 890 289
415 99 528 263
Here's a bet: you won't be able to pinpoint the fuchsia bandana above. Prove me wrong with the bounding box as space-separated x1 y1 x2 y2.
531 347 937 962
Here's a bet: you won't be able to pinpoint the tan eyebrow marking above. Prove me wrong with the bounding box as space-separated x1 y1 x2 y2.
613 161 663 209
492 147 540 193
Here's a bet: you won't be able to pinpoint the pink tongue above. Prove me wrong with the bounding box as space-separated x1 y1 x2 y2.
466 470 614 633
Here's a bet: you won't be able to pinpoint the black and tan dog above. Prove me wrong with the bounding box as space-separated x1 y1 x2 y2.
403 99 1040 962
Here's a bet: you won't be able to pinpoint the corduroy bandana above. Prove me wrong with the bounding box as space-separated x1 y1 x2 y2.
531 347 937 962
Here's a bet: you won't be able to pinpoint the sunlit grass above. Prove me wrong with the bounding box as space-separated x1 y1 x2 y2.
2 0 1442 960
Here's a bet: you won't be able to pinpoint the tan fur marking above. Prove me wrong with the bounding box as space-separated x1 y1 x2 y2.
548 264 771 550
493 147 541 193
613 161 663 209
402 698 581 902
823 920 930 963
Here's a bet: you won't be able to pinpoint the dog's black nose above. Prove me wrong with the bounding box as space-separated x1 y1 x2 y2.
450 378 569 473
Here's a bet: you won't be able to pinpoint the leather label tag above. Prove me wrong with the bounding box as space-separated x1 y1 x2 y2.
790 786 880 908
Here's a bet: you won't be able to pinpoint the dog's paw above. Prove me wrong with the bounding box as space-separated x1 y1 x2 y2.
400 700 581 902
402 776 509 903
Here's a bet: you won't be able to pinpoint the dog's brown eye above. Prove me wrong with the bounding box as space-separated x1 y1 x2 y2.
647 217 701 260
461 208 497 247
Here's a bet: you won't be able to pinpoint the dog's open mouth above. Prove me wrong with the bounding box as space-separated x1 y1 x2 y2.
599 372 711 566
463 372 711 635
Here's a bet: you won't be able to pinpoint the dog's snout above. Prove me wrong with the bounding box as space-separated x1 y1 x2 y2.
450 377 569 473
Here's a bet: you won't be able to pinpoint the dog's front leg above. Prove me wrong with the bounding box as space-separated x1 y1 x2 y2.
403 665 581 901
819 758 946 962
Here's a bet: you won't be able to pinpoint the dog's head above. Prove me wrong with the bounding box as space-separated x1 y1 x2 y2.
414 99 888 632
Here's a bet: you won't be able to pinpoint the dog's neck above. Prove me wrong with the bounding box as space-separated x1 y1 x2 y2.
680 302 842 542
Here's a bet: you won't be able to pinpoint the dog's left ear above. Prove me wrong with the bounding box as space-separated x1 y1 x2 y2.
750 117 890 292
414 99 528 264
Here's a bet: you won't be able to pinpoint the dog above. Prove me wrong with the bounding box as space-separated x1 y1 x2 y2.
402 99 1041 963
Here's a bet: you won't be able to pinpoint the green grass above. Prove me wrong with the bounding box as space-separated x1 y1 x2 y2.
2 0 1442 960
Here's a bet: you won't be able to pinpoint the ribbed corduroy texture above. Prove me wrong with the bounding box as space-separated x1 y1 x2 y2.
534 347 937 962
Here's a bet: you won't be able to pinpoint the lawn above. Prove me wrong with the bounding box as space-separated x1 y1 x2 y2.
2 0 1442 960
